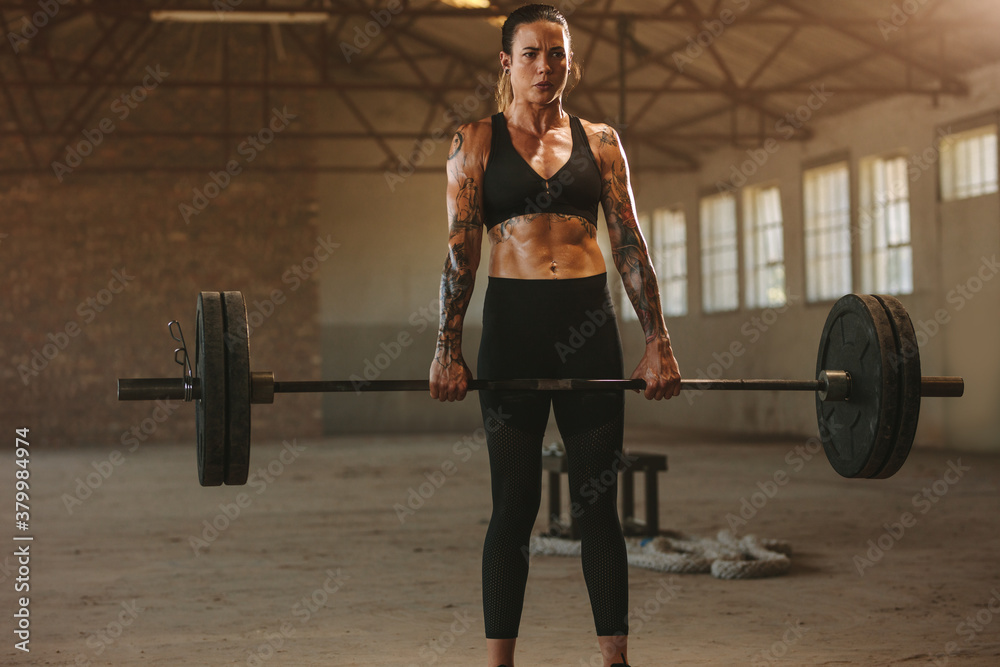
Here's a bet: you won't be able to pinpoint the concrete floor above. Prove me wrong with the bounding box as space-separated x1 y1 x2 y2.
4 428 1000 666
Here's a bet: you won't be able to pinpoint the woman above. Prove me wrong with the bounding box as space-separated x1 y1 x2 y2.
428 5 681 666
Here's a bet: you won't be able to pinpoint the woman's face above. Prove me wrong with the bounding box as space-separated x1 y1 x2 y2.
501 20 571 107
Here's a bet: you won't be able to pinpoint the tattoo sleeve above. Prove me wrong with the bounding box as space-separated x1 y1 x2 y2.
436 131 483 367
602 135 669 344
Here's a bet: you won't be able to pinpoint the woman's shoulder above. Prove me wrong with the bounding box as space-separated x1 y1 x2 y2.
575 118 622 170
457 114 497 139
575 117 620 147
450 115 495 158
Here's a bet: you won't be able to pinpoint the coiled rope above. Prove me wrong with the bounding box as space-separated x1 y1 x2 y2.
529 530 792 579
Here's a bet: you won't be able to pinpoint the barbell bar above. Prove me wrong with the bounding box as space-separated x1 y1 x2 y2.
119 375 964 401
118 375 966 400
117 291 964 486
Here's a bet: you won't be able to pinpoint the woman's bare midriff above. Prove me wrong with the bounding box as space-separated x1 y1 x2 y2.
487 212 606 279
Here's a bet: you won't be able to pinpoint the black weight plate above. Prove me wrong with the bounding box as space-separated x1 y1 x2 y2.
196 292 226 486
815 294 900 478
871 294 921 479
222 291 251 485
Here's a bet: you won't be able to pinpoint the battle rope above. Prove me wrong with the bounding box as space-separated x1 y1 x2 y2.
529 529 792 579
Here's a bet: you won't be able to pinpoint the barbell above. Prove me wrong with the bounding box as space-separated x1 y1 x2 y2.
117 291 964 486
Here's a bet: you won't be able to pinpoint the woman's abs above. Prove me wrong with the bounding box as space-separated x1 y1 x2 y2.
486 212 606 279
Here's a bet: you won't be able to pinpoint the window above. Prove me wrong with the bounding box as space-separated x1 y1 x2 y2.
651 208 688 317
859 155 913 294
700 193 738 313
803 162 851 302
743 185 786 308
940 124 998 201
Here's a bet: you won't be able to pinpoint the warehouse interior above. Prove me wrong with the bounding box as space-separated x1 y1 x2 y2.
2 1 999 665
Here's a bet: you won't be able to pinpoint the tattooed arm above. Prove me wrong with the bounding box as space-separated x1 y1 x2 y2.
429 124 486 402
597 125 681 400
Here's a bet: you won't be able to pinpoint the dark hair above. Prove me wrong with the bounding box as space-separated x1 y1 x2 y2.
496 4 581 111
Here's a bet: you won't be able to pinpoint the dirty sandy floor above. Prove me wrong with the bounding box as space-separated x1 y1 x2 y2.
3 427 999 666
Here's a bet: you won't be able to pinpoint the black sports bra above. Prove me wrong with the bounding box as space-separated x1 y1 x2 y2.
482 113 602 231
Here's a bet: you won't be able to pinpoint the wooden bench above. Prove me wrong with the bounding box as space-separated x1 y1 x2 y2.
542 447 668 539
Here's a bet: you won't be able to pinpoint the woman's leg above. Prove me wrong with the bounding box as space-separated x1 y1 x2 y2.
477 276 555 657
552 274 630 666
486 637 516 667
479 405 548 647
598 635 629 666
557 408 630 667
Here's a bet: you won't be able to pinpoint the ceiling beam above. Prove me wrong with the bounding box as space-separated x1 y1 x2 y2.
0 2 978 27
773 0 970 95
0 80 961 96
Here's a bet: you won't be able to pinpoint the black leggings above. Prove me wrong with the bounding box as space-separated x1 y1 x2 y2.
478 274 628 639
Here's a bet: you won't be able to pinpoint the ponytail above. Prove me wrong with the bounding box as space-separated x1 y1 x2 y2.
495 68 513 113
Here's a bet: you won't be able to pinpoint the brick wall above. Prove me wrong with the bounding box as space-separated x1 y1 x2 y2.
1 81 322 448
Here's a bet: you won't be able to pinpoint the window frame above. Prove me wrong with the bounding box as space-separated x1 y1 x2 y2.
858 151 914 295
650 206 689 318
801 155 853 305
699 191 740 314
742 182 787 309
937 117 999 203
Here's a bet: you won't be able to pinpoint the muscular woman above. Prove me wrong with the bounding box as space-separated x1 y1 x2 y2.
428 5 681 666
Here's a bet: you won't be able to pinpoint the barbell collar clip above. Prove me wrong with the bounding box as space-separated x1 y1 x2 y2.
818 370 851 402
